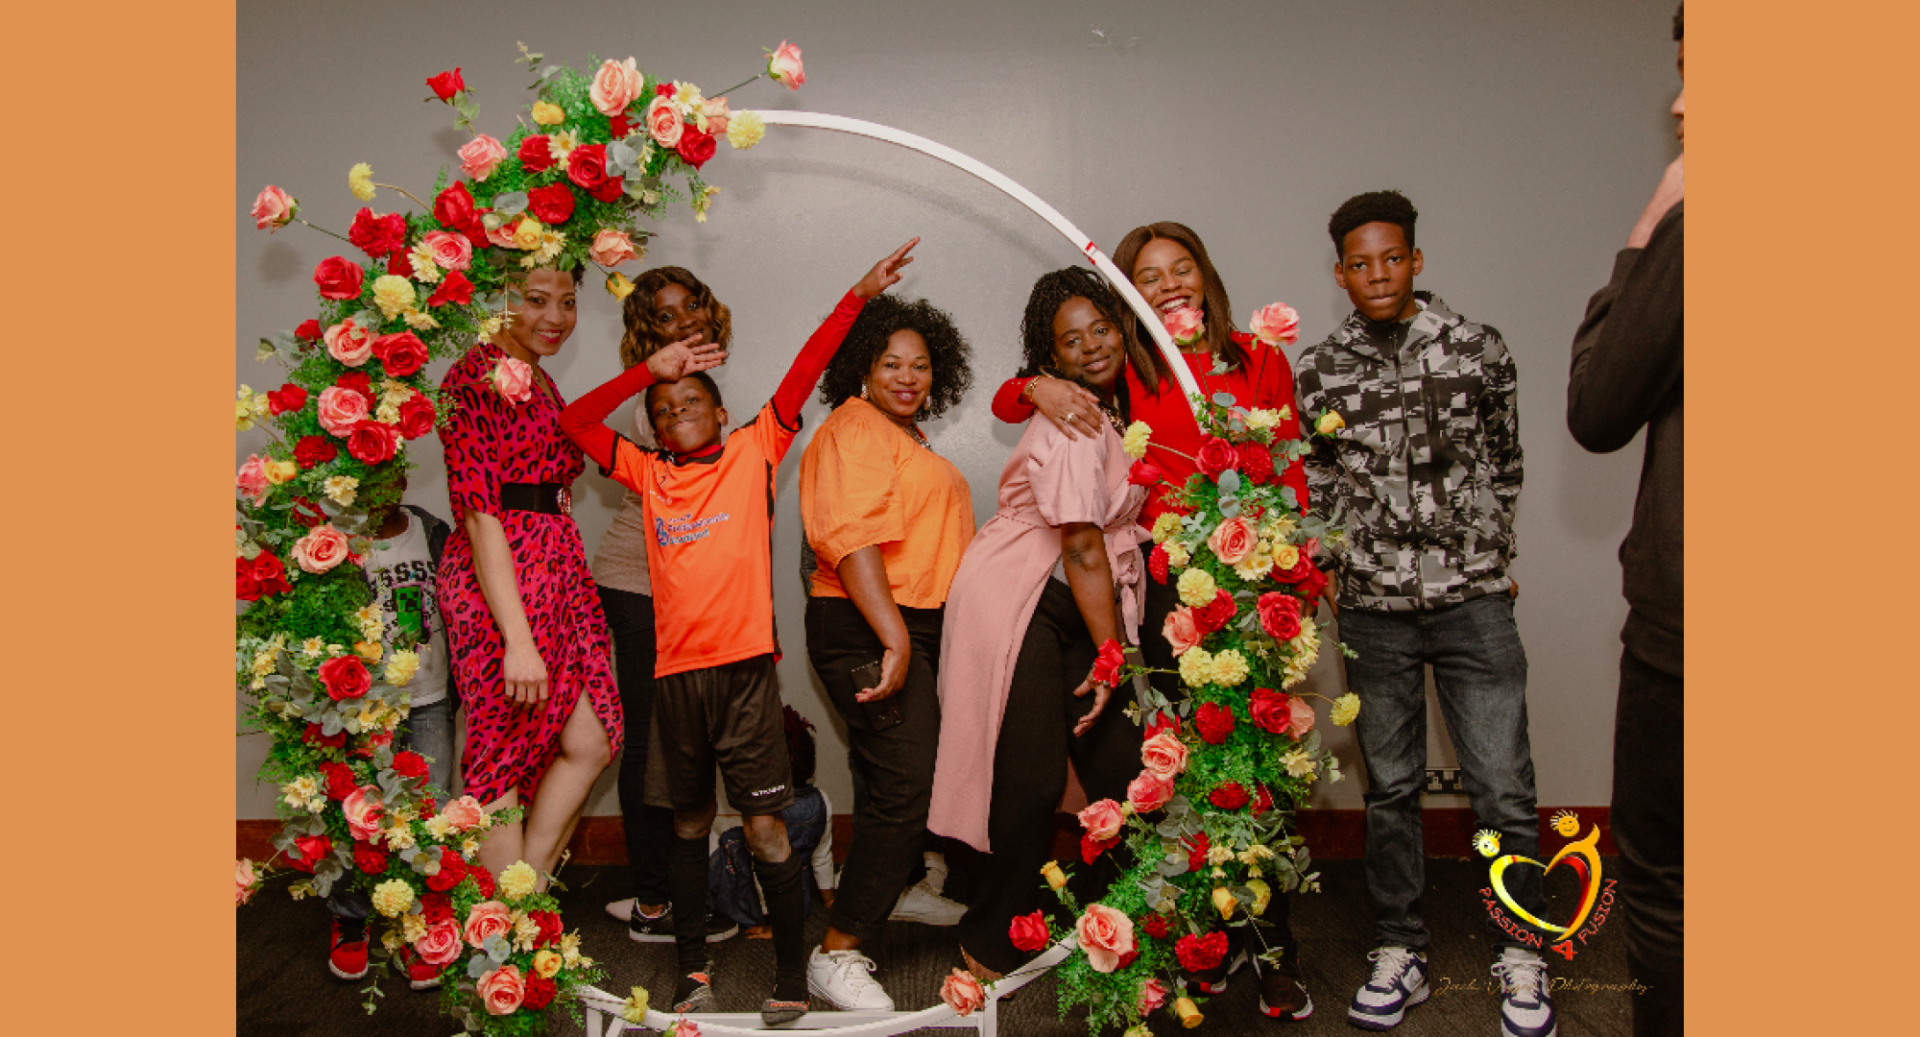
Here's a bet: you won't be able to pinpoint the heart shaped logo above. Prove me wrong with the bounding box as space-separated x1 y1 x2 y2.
1480 825 1605 941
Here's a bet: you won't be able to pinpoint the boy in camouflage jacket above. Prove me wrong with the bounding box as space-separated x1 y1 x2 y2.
1297 191 1555 1037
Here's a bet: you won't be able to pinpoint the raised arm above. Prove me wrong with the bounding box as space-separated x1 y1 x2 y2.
561 336 724 468
771 237 920 426
992 374 1104 439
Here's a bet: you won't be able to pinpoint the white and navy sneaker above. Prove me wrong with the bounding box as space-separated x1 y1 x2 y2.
1491 947 1557 1037
1347 946 1429 1030
807 947 896 1011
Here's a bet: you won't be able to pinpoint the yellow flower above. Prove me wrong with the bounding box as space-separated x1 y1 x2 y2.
1040 861 1067 891
407 244 443 284
693 184 721 224
1281 748 1315 778
401 308 441 331
1206 842 1234 866
727 109 767 149
622 986 651 1024
499 860 538 900
1245 408 1283 434
1331 693 1361 727
510 217 544 250
532 949 564 979
513 912 542 951
547 128 580 163
371 274 417 318
1175 996 1203 1028
1211 886 1239 919
1150 512 1184 544
477 314 506 344
1270 542 1301 572
1122 420 1152 459
1176 567 1216 607
354 641 383 664
1245 878 1273 917
1315 410 1345 435
1124 1027 1153 1037
401 912 429 943
424 814 454 841
322 476 358 506
386 649 420 687
370 879 415 918
384 823 417 851
1260 514 1298 541
348 163 376 201
301 637 326 659
607 272 635 300
263 459 297 485
1178 647 1214 689
1209 649 1250 687
1165 541 1191 568
531 100 566 125
1232 547 1273 582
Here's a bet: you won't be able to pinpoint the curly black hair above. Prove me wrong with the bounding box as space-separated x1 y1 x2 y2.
1016 267 1153 391
1328 190 1419 257
816 295 973 420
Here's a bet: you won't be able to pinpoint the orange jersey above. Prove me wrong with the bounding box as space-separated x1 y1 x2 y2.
605 404 797 677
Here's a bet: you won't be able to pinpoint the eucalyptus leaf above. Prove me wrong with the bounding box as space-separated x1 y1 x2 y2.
607 140 639 176
1280 486 1299 510
492 191 529 217
1211 390 1236 404
484 934 511 963
1238 611 1262 633
321 713 345 736
467 955 494 980
1218 499 1240 518
1156 856 1189 878
1216 469 1242 495
311 871 337 898
349 309 383 331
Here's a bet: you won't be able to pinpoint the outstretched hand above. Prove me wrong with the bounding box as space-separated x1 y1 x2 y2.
853 237 920 299
645 334 727 383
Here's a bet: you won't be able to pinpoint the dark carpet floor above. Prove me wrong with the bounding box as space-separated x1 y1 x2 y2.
238 858 1632 1036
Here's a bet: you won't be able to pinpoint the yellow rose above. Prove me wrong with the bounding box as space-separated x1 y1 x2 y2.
726 110 766 150
499 860 539 900
371 274 416 318
1315 410 1345 435
1331 693 1361 727
607 272 636 300
1270 542 1301 571
1211 887 1239 919
1176 567 1216 607
1245 878 1273 917
348 162 376 201
532 949 564 979
1150 512 1184 544
531 100 566 125
370 878 415 918
354 641 383 663
1040 861 1067 891
1209 649 1249 688
264 459 297 485
1177 647 1214 689
1122 420 1153 460
1175 996 1204 1029
511 217 544 250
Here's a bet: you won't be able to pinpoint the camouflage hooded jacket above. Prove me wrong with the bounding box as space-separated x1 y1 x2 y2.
1294 293 1521 611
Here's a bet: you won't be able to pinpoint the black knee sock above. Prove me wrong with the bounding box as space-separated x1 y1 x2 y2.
669 834 711 973
753 853 808 1000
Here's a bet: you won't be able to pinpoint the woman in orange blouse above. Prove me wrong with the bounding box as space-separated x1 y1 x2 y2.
797 295 975 1011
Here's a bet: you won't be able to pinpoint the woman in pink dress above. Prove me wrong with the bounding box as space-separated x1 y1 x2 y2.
928 267 1150 979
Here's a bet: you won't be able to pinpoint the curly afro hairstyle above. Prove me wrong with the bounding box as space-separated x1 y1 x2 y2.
816 295 973 420
1329 190 1419 257
618 266 734 371
1016 267 1154 391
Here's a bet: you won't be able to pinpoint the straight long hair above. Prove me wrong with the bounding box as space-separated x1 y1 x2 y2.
617 266 734 370
1112 221 1247 377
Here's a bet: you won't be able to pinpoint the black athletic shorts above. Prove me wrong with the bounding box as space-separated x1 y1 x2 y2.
652 653 794 816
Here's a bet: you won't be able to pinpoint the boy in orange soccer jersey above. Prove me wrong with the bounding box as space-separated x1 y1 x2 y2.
562 238 917 1024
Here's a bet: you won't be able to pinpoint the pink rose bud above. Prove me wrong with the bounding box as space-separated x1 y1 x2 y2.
590 57 645 117
767 41 806 89
589 229 638 267
1249 302 1301 346
251 185 297 232
940 968 986 1017
1162 305 1205 346
457 135 508 182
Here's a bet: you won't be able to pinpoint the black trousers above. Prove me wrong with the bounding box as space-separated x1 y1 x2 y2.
598 586 679 907
1612 645 1683 1037
805 596 944 943
957 580 1142 975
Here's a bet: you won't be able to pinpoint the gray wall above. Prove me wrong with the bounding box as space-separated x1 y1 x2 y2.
237 0 1680 820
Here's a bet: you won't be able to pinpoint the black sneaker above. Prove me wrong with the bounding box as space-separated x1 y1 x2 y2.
1253 950 1313 1022
673 968 716 1013
761 977 810 1026
630 906 741 944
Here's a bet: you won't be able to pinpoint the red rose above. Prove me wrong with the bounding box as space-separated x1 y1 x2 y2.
313 256 365 300
517 135 555 174
1236 442 1277 484
521 974 557 1011
1141 913 1171 939
421 893 454 924
1295 565 1329 603
303 723 347 749
318 655 372 702
1090 638 1126 687
348 420 401 465
1194 702 1235 745
290 834 334 874
1147 543 1169 584
266 384 308 416
354 841 390 875
1144 712 1179 740
388 248 414 278
347 207 408 259
1127 460 1165 487
1194 590 1236 635
288 497 327 528
527 183 575 225
236 556 263 601
1249 688 1293 735
567 143 624 201
1252 783 1274 817
249 551 292 597
426 68 464 101
1175 931 1229 973
528 910 564 947
335 371 376 406
1185 832 1210 873
433 182 482 234
426 847 467 892
426 269 474 308
398 394 438 439
1009 911 1050 953
674 129 716 170
392 751 428 779
1272 554 1314 583
295 319 323 342
1081 832 1119 864
372 331 429 377
1209 782 1250 810
1195 436 1239 478
1257 592 1302 641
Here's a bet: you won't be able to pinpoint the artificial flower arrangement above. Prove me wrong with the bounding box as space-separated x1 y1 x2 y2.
237 41 805 1034
954 302 1361 1035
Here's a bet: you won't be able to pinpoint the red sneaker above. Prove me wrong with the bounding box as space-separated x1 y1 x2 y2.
328 917 369 981
398 946 442 991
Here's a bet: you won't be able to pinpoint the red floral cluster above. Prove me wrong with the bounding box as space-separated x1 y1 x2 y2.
1192 589 1237 634
236 551 291 601
1194 702 1235 744
1175 930 1229 973
348 208 408 259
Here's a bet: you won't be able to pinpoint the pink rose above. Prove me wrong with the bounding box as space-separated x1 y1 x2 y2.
1162 305 1204 346
588 229 637 267
236 455 271 505
590 57 645 116
1138 977 1168 1015
767 41 806 89
1127 771 1174 814
645 94 684 148
1077 798 1125 842
457 134 507 182
415 918 463 966
492 356 534 404
1206 516 1258 565
1249 302 1301 346
1162 606 1202 657
1140 730 1190 781
464 900 513 949
342 785 384 841
477 963 526 1016
316 386 370 436
1074 903 1135 973
236 858 257 905
324 319 372 367
291 524 351 574
421 230 473 272
251 185 296 231
438 795 485 832
702 95 731 134
1288 694 1317 739
940 968 986 1017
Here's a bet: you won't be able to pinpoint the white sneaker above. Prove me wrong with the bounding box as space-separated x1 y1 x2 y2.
921 852 951 894
604 897 635 923
806 948 895 1011
1492 947 1557 1037
890 881 967 925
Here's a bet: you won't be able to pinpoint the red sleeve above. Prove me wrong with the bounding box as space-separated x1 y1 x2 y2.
772 291 867 427
992 377 1037 425
560 362 658 472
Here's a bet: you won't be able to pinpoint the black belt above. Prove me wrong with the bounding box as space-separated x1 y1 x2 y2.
501 482 572 516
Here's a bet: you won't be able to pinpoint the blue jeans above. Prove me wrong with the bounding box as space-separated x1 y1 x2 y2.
407 697 458 800
1340 594 1546 951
